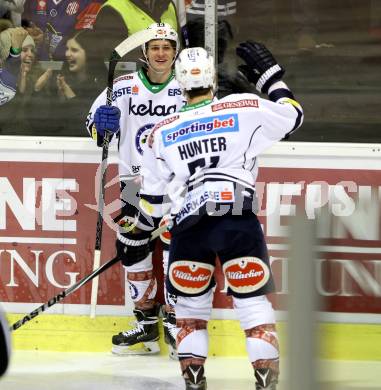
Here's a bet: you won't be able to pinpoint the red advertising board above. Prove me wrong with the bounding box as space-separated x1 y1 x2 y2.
1 148 381 317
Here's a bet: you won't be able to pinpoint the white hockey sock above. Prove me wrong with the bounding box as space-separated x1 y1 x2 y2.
125 253 157 309
162 249 176 311
233 295 279 372
177 318 208 373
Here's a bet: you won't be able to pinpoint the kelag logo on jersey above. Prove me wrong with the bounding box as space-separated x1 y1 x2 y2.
135 123 154 155
162 114 239 146
128 98 177 116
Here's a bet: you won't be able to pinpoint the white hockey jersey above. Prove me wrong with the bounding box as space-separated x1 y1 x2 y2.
86 69 185 180
138 89 303 232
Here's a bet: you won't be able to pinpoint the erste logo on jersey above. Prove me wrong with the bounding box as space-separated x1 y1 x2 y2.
135 123 154 155
168 88 182 96
169 261 215 294
222 257 270 294
112 85 139 100
162 113 239 146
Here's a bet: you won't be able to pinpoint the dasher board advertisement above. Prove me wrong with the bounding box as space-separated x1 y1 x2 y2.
0 138 380 322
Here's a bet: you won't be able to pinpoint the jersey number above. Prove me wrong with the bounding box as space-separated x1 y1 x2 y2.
187 156 220 175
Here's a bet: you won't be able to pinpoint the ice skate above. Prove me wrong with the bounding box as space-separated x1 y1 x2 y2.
184 364 207 390
255 368 278 390
112 306 160 356
162 309 178 360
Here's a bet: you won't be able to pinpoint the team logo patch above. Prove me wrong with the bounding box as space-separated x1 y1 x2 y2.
169 261 214 294
162 113 239 146
159 217 172 244
222 257 270 293
135 123 154 155
166 293 177 306
37 0 47 12
128 282 139 300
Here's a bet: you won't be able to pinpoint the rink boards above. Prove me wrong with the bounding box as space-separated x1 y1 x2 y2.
1 137 381 359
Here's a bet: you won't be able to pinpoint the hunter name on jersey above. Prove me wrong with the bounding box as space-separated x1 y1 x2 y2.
177 136 227 160
87 69 184 179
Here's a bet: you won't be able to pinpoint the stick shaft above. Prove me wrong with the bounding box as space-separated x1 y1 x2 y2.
10 256 119 332
10 224 167 332
90 57 118 318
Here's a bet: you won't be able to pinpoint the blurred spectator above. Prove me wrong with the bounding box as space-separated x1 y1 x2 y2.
83 0 180 77
51 30 105 135
21 18 44 50
22 0 104 60
0 18 13 33
0 26 28 106
186 17 254 98
184 0 237 43
186 0 236 21
17 34 45 95
0 0 25 26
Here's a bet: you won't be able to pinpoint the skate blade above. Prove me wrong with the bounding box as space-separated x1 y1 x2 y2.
112 341 160 356
168 344 178 361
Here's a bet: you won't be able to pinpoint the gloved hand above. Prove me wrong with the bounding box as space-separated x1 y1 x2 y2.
236 40 285 94
116 227 151 266
94 105 121 137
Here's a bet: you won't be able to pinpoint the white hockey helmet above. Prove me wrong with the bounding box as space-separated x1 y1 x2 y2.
142 22 180 59
175 47 216 91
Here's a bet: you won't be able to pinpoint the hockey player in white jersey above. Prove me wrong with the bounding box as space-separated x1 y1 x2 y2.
86 22 185 358
120 44 303 390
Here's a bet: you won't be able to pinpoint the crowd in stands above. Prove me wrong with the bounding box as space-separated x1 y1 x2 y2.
0 1 379 139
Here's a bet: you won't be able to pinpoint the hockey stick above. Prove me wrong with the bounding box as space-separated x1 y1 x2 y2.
10 224 167 332
90 27 157 318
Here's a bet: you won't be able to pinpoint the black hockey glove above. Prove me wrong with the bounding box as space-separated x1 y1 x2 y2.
116 228 151 266
236 40 285 94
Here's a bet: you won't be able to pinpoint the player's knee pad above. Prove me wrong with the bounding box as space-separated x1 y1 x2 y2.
222 256 271 296
175 290 213 321
233 295 276 330
125 254 157 308
168 260 215 296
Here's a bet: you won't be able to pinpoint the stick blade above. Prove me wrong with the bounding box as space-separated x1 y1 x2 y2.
114 29 156 58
